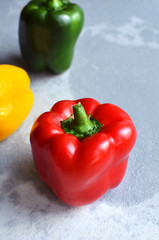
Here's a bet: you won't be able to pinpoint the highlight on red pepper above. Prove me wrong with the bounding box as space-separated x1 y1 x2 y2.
30 98 137 206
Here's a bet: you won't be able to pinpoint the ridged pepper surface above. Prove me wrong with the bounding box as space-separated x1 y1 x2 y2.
30 98 137 206
19 0 84 74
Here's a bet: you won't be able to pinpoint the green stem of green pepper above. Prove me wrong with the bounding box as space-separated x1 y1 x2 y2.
47 0 64 10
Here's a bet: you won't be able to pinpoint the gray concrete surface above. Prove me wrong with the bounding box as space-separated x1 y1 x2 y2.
0 0 159 239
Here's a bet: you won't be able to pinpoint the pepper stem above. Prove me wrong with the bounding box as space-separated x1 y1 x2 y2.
71 102 94 134
61 102 103 139
47 0 63 10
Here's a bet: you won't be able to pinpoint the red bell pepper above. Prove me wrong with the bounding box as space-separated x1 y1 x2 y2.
30 98 137 206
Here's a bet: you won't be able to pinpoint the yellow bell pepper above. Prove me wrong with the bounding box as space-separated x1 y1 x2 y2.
0 64 34 141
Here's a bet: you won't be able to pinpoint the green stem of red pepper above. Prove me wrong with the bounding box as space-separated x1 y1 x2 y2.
61 102 103 138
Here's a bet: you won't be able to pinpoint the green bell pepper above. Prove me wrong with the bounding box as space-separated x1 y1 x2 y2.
19 0 84 74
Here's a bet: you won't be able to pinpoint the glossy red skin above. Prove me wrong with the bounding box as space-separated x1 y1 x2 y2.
30 98 137 206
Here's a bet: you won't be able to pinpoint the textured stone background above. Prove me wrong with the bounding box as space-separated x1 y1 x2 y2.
0 0 159 239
